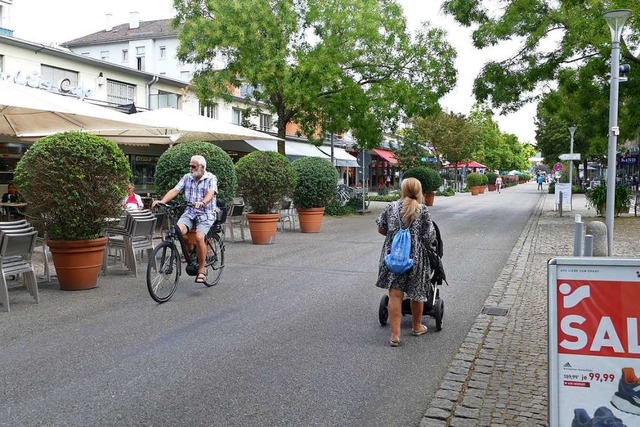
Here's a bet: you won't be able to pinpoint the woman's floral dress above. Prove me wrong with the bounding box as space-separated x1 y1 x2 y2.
375 201 437 302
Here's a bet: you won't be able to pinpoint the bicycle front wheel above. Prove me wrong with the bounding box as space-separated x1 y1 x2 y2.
147 241 180 303
203 233 224 287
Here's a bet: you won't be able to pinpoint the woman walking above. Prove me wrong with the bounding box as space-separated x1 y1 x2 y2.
375 178 437 347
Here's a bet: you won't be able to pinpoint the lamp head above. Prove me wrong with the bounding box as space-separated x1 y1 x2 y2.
603 9 632 42
569 126 577 136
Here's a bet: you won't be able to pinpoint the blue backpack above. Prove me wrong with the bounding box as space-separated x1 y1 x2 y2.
384 226 413 275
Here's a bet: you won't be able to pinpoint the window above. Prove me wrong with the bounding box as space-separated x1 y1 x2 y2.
107 80 136 105
149 91 180 109
100 50 109 60
136 46 145 71
259 113 272 132
200 103 218 119
41 65 79 91
159 46 166 59
239 83 255 97
0 55 3 74
122 49 128 62
232 108 242 125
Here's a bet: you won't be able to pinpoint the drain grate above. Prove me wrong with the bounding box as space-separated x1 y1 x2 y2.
481 306 509 316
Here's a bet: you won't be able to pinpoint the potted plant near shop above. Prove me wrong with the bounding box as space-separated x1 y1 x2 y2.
291 157 339 233
478 173 488 194
236 151 296 244
466 172 484 196
14 131 131 290
403 166 442 206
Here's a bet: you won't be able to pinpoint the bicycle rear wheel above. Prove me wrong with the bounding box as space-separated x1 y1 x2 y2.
203 233 224 287
147 241 180 303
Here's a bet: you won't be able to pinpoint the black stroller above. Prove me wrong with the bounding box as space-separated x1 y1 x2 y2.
378 221 447 331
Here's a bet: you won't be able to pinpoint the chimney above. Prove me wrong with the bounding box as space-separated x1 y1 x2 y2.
129 11 139 29
105 13 113 31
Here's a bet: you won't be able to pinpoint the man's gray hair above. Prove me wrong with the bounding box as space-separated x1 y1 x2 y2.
192 155 206 169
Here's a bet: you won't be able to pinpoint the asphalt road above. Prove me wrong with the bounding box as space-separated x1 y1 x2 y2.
1 182 543 426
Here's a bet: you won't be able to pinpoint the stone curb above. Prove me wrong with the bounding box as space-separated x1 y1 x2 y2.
420 193 548 427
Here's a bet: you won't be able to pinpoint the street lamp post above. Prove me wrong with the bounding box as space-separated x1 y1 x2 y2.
568 125 577 201
603 9 631 256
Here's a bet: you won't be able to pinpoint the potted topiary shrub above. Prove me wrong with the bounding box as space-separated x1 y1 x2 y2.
479 173 488 194
486 172 498 191
291 157 339 233
155 141 238 203
235 151 296 244
403 166 442 206
466 172 484 196
14 131 131 290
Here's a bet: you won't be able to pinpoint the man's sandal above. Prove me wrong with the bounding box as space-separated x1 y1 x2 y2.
195 272 207 283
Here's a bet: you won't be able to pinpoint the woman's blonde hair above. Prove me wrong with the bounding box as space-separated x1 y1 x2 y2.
400 177 423 225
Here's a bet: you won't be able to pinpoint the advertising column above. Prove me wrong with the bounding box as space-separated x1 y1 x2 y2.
549 257 640 426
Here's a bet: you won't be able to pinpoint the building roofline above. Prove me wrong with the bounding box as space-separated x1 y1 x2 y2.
0 34 189 88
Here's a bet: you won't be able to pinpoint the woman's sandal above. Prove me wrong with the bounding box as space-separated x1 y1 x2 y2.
195 271 207 283
389 337 400 347
412 325 428 336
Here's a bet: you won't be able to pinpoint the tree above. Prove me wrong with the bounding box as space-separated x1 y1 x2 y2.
442 0 640 144
173 0 457 153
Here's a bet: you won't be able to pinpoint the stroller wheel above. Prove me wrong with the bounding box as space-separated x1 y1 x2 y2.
434 299 444 331
378 295 389 326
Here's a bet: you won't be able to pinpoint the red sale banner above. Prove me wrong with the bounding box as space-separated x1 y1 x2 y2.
557 280 640 359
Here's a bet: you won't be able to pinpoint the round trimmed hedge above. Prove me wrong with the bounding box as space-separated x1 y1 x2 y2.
14 131 131 241
403 166 442 192
291 157 339 208
154 142 237 202
235 151 296 214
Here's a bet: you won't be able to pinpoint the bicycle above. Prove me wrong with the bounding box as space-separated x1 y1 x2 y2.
146 201 225 303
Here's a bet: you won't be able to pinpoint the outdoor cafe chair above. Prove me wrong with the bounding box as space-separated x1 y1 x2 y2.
103 211 156 277
0 229 39 312
225 202 245 242
278 200 296 232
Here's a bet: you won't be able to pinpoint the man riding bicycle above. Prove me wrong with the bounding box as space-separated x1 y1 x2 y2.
153 155 217 284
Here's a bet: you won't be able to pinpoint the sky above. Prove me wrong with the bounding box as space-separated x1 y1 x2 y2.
9 0 538 144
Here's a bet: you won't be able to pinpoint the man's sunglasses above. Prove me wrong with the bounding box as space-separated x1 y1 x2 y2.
188 164 199 169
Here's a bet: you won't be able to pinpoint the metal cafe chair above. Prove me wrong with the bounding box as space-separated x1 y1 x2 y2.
278 199 296 231
225 202 245 242
0 229 39 312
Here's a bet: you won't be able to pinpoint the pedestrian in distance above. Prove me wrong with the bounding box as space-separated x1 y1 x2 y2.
537 174 544 191
152 155 218 284
375 177 437 347
495 175 503 193
122 183 144 210
1 182 24 218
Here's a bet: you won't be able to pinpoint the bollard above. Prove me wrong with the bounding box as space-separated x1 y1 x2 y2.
574 214 583 256
585 221 608 256
559 192 563 217
584 235 594 257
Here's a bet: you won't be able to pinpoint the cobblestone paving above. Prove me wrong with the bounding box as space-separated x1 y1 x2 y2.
419 192 640 427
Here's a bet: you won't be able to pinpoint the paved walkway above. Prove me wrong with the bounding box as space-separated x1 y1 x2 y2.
420 190 640 427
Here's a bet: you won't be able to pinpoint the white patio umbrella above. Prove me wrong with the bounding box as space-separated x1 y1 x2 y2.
132 108 281 143
0 80 175 141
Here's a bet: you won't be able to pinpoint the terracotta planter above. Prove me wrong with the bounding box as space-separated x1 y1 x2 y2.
48 237 108 290
246 213 279 244
424 191 435 207
488 184 496 192
296 207 325 233
478 185 486 194
470 186 481 196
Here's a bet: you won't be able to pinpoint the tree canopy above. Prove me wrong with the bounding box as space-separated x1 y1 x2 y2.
173 0 457 153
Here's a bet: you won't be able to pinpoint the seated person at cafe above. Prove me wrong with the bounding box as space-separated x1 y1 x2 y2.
2 183 24 218
122 183 144 210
